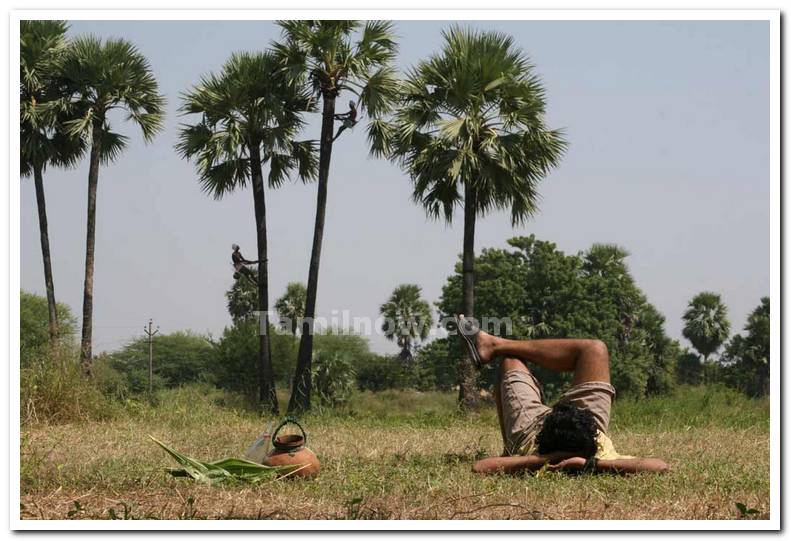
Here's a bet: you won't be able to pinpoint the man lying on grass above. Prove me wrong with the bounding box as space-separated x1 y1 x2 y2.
455 315 669 476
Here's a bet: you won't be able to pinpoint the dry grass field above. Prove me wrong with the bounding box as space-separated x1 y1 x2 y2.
20 385 769 521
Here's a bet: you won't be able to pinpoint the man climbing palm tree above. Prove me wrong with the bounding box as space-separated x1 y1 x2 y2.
231 244 260 286
333 100 358 141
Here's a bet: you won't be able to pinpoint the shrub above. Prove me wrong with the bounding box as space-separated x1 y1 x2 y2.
677 351 703 385
20 355 116 425
437 236 681 398
355 356 409 392
312 353 355 407
718 297 770 397
414 338 456 391
20 290 77 367
91 356 130 401
210 320 260 401
107 331 214 391
209 320 298 401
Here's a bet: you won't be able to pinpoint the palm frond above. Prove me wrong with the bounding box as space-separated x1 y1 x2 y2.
19 20 86 175
387 26 566 224
177 49 316 199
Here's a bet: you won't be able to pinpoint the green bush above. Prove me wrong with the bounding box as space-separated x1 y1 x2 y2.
20 355 116 425
413 338 455 391
438 236 681 398
107 331 214 391
355 356 410 392
718 297 770 397
210 320 260 401
20 290 77 367
210 320 298 401
91 356 131 401
312 353 355 407
677 350 703 385
313 332 373 363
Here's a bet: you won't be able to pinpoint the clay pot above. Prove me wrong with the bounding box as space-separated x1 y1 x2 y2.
263 418 320 478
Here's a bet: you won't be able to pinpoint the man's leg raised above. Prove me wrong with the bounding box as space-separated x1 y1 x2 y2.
476 329 610 386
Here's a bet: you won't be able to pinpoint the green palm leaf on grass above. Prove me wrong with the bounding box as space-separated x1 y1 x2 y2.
149 435 307 484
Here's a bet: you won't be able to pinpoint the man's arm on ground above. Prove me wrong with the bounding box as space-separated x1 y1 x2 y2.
547 456 669 474
472 452 578 475
595 457 669 474
476 455 669 475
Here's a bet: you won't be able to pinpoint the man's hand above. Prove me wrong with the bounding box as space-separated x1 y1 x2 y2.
472 451 581 475
539 451 579 464
546 457 586 471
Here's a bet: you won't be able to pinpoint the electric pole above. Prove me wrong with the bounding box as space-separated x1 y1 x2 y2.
143 319 159 398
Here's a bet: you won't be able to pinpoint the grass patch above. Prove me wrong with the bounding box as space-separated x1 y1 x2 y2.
21 358 118 425
20 385 769 520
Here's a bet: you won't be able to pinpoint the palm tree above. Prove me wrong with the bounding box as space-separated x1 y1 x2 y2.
273 20 398 412
379 27 566 409
20 20 86 349
379 284 434 360
60 36 165 374
682 291 731 364
275 282 307 335
177 51 317 413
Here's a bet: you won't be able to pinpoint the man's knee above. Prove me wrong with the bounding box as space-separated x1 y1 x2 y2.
500 357 529 374
585 339 609 363
571 339 611 384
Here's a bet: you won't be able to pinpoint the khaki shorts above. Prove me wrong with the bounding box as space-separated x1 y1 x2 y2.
500 369 616 456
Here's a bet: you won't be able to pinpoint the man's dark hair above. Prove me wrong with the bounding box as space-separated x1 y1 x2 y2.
536 401 598 458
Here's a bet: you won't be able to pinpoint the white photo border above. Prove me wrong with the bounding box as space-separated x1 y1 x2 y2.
7 7 781 532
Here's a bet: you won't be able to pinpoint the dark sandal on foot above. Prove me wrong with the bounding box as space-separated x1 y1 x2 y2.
454 315 482 370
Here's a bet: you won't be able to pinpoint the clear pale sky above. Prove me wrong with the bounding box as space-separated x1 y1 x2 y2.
19 19 769 355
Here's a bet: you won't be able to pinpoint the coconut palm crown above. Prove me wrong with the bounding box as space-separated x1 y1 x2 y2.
20 20 86 177
379 26 566 223
60 35 165 162
176 51 317 198
275 282 308 336
682 291 731 362
380 284 434 360
273 20 399 116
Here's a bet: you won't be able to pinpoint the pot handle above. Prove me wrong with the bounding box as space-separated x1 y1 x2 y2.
271 416 307 446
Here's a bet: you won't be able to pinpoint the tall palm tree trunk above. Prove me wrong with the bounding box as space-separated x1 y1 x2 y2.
79 123 102 375
249 141 279 414
458 182 479 410
33 164 59 350
288 93 336 413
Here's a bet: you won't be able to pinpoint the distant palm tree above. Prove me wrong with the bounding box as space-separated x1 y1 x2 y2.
583 244 630 278
682 291 731 364
379 284 434 360
275 282 307 336
379 27 566 409
273 20 399 413
60 36 165 374
177 51 317 413
20 20 86 348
